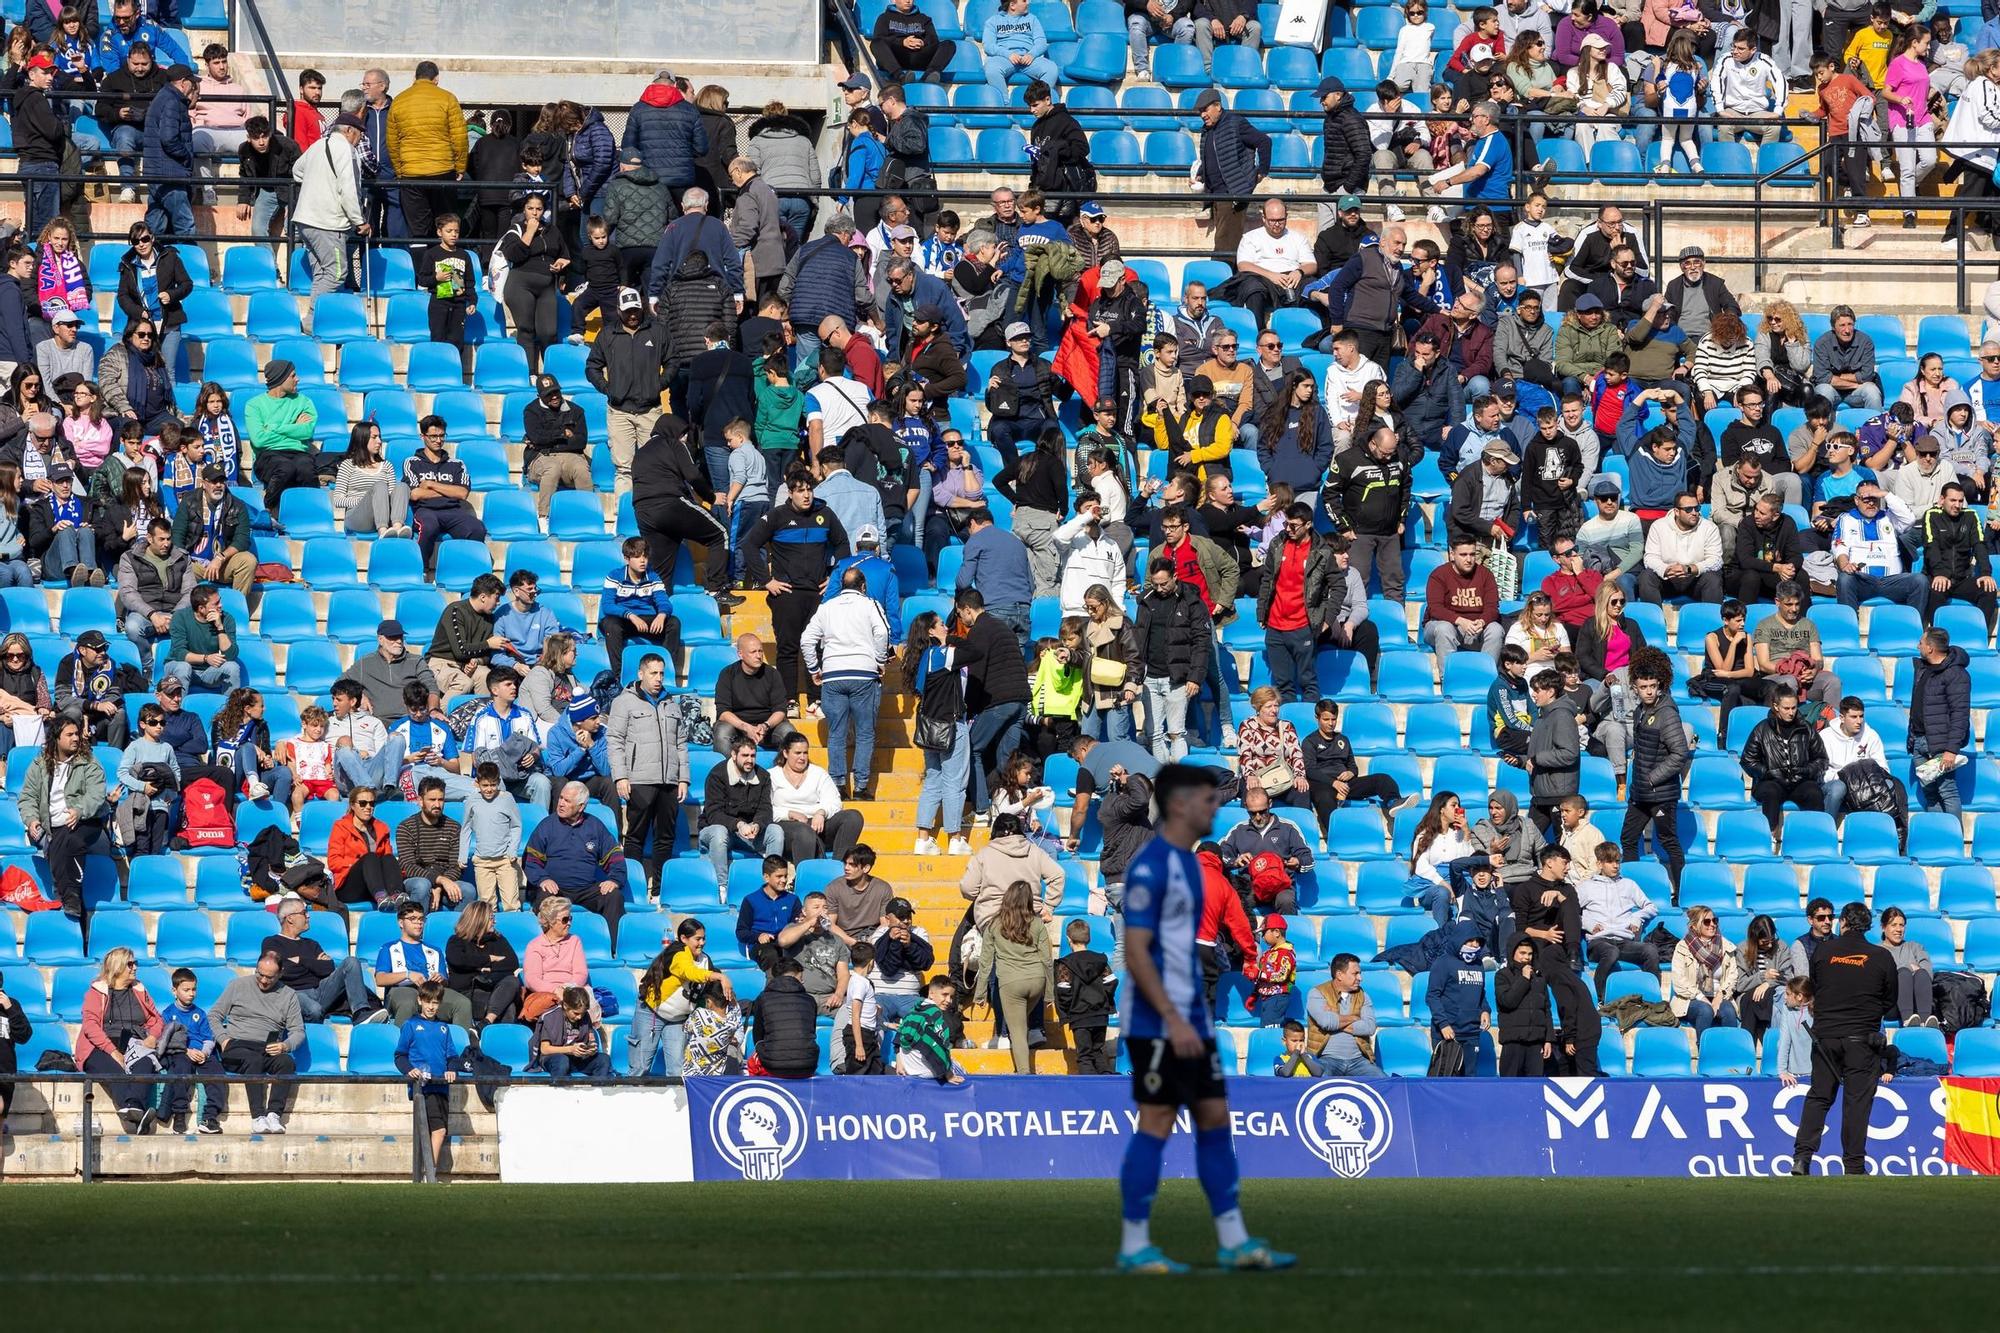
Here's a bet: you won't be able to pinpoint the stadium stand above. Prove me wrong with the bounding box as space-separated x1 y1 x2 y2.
2 0 2000 1185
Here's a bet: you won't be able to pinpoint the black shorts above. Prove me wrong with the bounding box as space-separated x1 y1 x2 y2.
420 1091 450 1127
1126 1036 1227 1107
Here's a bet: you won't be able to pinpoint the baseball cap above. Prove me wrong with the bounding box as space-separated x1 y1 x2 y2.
1194 89 1223 110
157 674 184 695
1573 294 1606 312
911 302 945 325
45 303 79 325
377 619 406 640
854 523 883 546
1483 443 1520 466
1004 321 1032 341
164 63 196 84
885 897 915 921
48 464 74 481
1262 914 1289 935
1078 200 1105 218
617 288 642 312
199 463 227 483
838 72 871 92
1099 260 1126 284
1579 32 1609 50
1468 42 1497 64
887 223 917 241
1590 477 1622 499
332 112 365 132
1314 75 1347 99
75 629 108 651
1336 194 1362 213
23 52 53 70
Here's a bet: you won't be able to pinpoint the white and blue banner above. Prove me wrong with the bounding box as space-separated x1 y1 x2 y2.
685 1076 1967 1182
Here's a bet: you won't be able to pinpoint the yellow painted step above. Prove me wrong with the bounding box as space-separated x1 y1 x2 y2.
955 1048 1077 1076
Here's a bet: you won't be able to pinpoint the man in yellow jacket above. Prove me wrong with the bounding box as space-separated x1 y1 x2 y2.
384 60 467 243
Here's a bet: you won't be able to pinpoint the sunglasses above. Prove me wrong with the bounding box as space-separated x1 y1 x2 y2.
1608 598 1626 607
1676 506 1700 514
1554 548 1578 559
1813 912 1833 921
354 799 375 808
131 331 154 340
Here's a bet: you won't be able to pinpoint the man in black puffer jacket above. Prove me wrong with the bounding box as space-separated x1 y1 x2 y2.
1740 683 1829 834
1316 77 1372 224
750 957 821 1078
630 412 735 613
1026 82 1094 217
660 250 736 385
1620 653 1689 898
870 0 957 82
1908 627 1972 816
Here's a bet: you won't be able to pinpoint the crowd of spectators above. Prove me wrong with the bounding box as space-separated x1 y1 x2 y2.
0 15 1991 1121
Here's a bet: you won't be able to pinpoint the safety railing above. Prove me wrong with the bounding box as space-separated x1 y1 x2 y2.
21 1068 686 1184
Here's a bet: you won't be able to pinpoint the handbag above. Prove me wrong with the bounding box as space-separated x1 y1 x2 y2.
1089 654 1128 689
1253 761 1297 795
1485 538 1521 600
521 991 559 1023
913 655 965 753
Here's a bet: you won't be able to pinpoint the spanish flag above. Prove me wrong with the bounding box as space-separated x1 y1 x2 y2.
1943 1077 2000 1175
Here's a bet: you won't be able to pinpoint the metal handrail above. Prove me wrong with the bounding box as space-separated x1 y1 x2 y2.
21 1068 687 1183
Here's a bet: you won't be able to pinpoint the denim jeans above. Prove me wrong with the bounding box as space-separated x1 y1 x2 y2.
47 525 97 576
1686 997 1740 1035
1321 1055 1386 1079
1204 634 1236 738
163 658 244 694
776 196 811 243
1080 703 1136 744
410 762 479 800
1127 15 1195 73
109 122 143 178
19 160 60 238
967 700 1026 809
698 821 787 889
820 677 881 786
0 559 33 588
1411 876 1454 928
1835 569 1925 611
1265 627 1318 703
250 188 285 237
907 467 935 550
333 735 409 795
918 720 971 834
147 183 197 239
1145 675 1192 761
983 55 1061 106
628 1005 687 1077
122 610 170 674
1911 737 1964 815
877 992 923 1026
295 956 373 1022
1812 381 1884 409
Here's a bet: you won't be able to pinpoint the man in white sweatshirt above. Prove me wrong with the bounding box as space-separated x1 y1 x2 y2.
801 566 891 801
291 111 369 299
1820 695 1908 830
1710 32 1785 145
1053 494 1126 618
1323 329 1386 433
1637 489 1724 604
1576 842 1659 1000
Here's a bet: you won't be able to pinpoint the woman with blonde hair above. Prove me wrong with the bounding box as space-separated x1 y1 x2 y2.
1755 298 1813 406
972 880 1056 1074
1671 905 1742 1035
446 899 523 1028
522 893 590 1023
521 631 581 725
1236 685 1311 809
1504 590 1570 664
75 945 165 1132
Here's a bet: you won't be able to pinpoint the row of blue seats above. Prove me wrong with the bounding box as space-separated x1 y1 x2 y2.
916 79 1437 130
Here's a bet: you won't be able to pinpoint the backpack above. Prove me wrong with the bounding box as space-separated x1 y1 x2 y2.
444 696 487 744
173 778 235 850
676 691 713 749
0 862 61 912
1246 850 1293 905
1934 970 1991 1035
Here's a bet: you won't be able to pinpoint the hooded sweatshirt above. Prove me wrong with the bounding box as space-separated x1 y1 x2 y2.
1470 791 1546 886
1425 922 1489 1033
1494 932 1556 1044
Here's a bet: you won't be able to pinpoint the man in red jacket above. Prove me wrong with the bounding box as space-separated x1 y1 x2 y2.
1195 843 1258 1019
1541 535 1604 629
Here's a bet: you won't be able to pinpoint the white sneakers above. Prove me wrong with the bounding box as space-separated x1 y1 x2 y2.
913 835 940 856
247 780 271 801
1384 204 1407 223
915 834 974 855
252 1114 286 1135
1221 724 1239 750
118 187 136 204
947 836 972 856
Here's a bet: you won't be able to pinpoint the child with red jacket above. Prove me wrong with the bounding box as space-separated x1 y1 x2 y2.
1247 914 1298 1026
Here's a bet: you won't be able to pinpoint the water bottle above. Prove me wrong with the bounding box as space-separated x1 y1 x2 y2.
1609 682 1629 724
237 846 250 891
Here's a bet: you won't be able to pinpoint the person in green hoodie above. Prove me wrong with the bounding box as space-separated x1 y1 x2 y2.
243 359 320 511
752 342 806 476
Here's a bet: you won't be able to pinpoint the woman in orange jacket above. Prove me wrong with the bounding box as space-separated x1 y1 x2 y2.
327 785 402 910
75 946 166 1132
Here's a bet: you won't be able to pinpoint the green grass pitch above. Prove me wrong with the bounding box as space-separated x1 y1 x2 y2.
7 1178 2000 1327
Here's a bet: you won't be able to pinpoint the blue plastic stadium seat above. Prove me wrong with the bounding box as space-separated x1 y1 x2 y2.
60 586 118 635
1119 83 1177 132
1266 44 1319 90
1916 314 1973 360
1321 46 1375 85
1630 1026 1693 1077
338 340 398 392
1698 1027 1757 1076
1090 128 1141 167
1152 44 1207 87
1375 1028 1432 1078
1908 811 1971 865
312 292 372 345
275 488 338 538
300 537 366 590
1954 1028 2000 1075
1142 130 1196 170
1778 811 1841 864
434 540 497 590
384 293 434 343
1065 33 1129 83
1268 132 1313 173
1212 46 1267 88
432 389 493 442
1590 138 1643 179
1891 1024 1950 1067
404 341 466 392
975 128 1029 166
175 286 233 342
474 343 533 394
366 248 417 294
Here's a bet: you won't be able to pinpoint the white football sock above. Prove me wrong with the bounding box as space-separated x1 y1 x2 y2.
1213 1208 1249 1249
1120 1219 1152 1256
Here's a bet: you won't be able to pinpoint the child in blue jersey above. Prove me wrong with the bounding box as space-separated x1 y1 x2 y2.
394 980 460 1170
158 967 226 1134
1117 762 1294 1275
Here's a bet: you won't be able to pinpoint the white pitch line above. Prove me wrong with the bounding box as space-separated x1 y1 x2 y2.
13 1264 2000 1285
